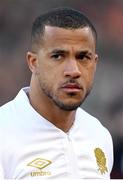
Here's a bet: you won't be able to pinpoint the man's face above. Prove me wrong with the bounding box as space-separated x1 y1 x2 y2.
30 26 98 111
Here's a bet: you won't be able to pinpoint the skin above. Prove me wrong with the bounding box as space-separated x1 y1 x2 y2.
27 25 98 132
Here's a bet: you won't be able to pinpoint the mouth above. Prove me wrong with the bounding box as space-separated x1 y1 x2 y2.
61 83 82 93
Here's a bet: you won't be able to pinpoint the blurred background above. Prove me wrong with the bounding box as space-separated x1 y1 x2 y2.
0 0 123 178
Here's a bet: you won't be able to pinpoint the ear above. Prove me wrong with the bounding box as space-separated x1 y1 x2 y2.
26 51 38 73
95 54 99 63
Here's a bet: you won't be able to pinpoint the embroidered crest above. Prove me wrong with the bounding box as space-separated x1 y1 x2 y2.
94 148 108 174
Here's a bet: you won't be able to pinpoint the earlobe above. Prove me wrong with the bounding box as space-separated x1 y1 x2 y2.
26 51 38 73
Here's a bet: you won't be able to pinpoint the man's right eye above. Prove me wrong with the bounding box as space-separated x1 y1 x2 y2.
51 54 63 60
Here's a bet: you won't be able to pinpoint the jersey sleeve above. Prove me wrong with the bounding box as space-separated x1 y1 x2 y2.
0 164 4 179
104 127 114 177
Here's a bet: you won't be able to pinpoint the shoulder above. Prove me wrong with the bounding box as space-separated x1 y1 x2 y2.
76 108 114 172
76 107 113 149
0 88 29 122
0 100 14 121
0 99 18 139
76 107 110 134
0 88 27 129
0 88 30 152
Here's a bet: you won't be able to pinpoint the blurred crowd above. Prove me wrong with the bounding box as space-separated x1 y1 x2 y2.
0 0 123 178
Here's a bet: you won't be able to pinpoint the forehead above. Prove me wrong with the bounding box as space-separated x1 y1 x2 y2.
41 25 96 51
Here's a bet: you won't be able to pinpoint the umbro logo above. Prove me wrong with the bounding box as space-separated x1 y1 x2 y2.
27 158 52 170
27 158 52 177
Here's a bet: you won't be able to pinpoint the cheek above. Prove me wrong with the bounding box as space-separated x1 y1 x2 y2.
82 64 96 86
39 66 59 88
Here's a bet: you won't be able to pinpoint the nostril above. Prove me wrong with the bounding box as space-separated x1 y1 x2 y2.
64 70 81 78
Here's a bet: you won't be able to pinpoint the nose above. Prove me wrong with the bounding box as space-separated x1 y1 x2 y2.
63 59 81 78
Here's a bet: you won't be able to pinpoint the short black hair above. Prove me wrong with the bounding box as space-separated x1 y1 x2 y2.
31 7 97 51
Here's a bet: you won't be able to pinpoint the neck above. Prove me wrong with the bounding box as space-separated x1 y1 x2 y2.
28 82 76 133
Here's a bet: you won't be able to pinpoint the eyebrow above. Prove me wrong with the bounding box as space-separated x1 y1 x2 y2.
50 49 68 54
49 49 92 55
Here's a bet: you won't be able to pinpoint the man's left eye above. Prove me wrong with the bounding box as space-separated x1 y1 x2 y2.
77 54 90 61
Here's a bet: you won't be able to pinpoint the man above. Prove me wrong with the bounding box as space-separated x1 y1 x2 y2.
0 7 113 179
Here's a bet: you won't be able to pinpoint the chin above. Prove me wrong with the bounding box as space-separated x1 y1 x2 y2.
52 92 86 111
59 104 81 111
54 100 83 111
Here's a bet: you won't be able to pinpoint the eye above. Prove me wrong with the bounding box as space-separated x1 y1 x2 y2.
76 52 91 61
51 53 64 60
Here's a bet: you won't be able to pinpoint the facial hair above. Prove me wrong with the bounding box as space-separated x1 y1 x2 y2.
37 73 92 111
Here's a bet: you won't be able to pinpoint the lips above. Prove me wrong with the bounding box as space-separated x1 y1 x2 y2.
61 83 82 93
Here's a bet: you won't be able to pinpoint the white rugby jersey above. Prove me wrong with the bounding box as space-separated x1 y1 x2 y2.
0 87 113 179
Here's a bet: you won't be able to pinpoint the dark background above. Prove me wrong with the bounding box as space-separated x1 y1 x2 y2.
0 0 123 178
